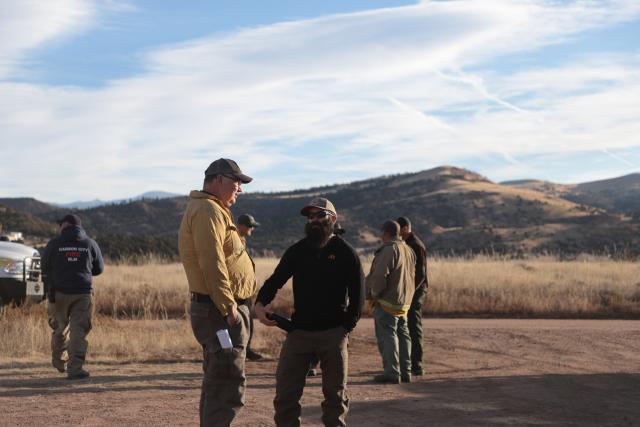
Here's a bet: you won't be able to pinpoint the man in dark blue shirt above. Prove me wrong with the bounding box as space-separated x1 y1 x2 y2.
42 214 104 380
255 197 364 427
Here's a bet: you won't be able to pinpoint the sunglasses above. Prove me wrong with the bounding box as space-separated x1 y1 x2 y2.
306 210 331 220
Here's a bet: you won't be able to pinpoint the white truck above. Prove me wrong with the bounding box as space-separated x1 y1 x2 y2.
0 241 44 306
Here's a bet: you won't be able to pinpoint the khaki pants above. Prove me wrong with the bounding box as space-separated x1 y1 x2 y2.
47 292 93 375
274 327 349 427
190 301 250 427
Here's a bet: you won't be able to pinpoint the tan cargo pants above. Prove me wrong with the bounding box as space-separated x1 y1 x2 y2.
274 327 349 427
190 301 250 427
47 292 93 375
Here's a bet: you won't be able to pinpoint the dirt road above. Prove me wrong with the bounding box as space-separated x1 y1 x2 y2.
2 319 639 426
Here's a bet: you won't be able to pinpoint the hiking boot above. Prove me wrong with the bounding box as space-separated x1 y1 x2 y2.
412 367 424 376
246 349 265 361
67 369 90 380
373 374 400 384
52 358 66 373
401 374 411 383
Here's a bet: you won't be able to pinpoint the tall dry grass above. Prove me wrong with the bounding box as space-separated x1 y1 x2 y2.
2 256 639 361
90 256 640 319
427 255 640 317
0 302 286 362
90 259 290 318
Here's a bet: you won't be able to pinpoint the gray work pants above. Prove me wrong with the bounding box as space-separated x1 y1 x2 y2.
48 292 93 375
373 305 411 380
274 327 349 427
190 301 250 427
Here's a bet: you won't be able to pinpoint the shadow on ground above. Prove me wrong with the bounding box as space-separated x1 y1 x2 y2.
304 373 640 426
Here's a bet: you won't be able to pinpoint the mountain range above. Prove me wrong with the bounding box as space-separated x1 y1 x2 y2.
54 191 181 210
1 166 639 259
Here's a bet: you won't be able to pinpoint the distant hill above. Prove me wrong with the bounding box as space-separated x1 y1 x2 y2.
3 167 640 258
55 191 182 209
502 173 640 213
569 174 640 212
0 197 63 216
0 204 58 242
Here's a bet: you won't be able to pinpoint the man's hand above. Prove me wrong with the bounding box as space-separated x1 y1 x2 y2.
366 299 376 315
255 302 277 327
226 306 240 327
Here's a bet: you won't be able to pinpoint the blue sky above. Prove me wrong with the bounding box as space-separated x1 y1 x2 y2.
1 0 639 203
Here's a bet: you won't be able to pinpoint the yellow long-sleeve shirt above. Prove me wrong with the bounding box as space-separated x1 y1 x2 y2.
178 190 257 316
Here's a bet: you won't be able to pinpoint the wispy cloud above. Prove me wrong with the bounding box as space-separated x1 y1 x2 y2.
0 0 639 201
0 0 96 78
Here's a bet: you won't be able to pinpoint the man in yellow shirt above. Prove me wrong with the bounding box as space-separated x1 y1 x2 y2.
179 158 257 426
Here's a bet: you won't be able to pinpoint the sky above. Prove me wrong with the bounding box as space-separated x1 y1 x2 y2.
1 0 639 203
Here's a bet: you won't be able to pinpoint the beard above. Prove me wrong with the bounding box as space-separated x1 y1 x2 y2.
305 219 334 247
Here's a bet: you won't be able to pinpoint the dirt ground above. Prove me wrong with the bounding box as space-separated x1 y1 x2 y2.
1 319 639 426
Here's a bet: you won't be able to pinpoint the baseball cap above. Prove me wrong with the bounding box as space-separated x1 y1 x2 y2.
237 213 259 228
396 216 411 228
204 158 252 184
300 197 337 216
58 214 82 227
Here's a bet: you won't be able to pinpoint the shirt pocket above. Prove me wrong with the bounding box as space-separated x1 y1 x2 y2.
225 225 246 258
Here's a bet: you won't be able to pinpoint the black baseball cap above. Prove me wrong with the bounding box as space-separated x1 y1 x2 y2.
396 216 411 228
237 213 259 228
58 214 81 227
204 158 252 184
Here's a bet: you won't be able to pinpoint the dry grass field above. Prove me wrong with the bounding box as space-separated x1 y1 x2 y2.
1 256 638 362
91 256 640 319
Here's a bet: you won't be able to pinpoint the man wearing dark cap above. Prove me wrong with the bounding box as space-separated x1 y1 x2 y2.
255 197 364 427
396 216 428 376
42 213 104 379
236 213 264 361
179 158 258 426
366 220 416 384
237 213 259 242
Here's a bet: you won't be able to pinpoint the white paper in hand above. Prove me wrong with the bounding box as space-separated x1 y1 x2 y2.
216 329 233 349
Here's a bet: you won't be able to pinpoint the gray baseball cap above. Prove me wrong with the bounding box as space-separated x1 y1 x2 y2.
204 158 252 184
300 197 337 216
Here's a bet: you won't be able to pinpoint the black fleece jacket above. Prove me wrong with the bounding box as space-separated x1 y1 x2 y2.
257 235 364 332
42 225 104 294
405 232 428 288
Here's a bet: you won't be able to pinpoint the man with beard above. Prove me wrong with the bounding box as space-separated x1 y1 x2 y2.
255 197 364 427
179 158 257 426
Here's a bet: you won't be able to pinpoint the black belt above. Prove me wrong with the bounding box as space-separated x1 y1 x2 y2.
191 292 249 305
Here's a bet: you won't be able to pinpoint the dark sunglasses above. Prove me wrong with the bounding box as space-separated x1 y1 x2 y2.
306 210 331 220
